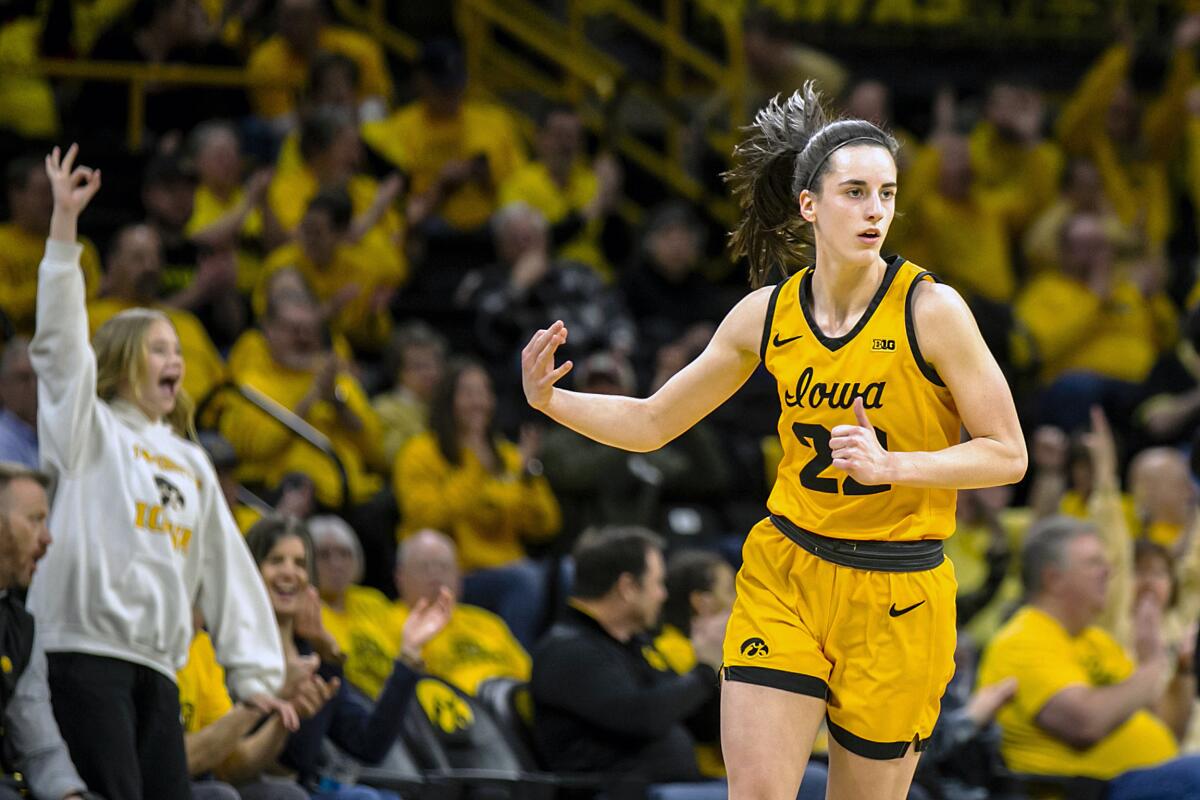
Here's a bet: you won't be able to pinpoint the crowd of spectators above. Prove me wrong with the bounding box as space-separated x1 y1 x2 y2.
1 0 1200 798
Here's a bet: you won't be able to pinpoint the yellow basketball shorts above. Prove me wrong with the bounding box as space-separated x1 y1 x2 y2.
722 517 957 760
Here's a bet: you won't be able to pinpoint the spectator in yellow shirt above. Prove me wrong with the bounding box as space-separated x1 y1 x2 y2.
0 156 102 336
968 81 1062 213
1128 448 1196 550
176 628 308 800
258 190 396 353
394 361 560 644
246 0 391 133
185 120 281 294
390 529 531 697
87 224 226 405
362 40 525 236
499 106 625 280
197 431 268 535
310 515 401 699
1016 211 1176 431
274 52 364 176
372 322 447 465
1055 16 1200 254
977 516 1199 794
219 290 386 510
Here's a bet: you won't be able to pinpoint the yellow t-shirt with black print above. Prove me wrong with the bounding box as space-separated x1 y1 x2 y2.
177 631 233 734
321 585 401 700
978 606 1177 779
391 602 531 696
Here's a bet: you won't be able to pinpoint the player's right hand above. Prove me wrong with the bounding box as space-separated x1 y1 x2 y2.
522 320 573 411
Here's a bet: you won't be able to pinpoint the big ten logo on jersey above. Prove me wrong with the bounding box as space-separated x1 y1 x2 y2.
416 678 475 736
133 473 192 553
872 338 896 352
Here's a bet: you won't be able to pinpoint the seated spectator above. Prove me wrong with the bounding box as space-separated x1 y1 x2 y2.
185 120 279 294
620 202 728 382
977 516 1200 796
247 0 391 133
87 223 227 405
1130 305 1200 449
0 464 93 800
499 105 626 279
541 350 731 545
1016 211 1177 431
1128 447 1196 549
371 322 447 465
274 52 366 175
245 515 453 798
143 153 246 346
0 339 37 469
531 526 828 799
229 267 354 379
72 0 247 150
655 549 735 779
1022 157 1136 275
258 187 398 353
363 40 525 236
219 290 386 510
310 515 402 697
392 529 531 696
457 202 635 402
176 620 309 800
903 131 1037 305
393 360 560 646
0 156 102 337
1055 14 1200 255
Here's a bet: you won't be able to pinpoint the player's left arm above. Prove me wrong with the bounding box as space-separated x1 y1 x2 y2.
830 281 1027 489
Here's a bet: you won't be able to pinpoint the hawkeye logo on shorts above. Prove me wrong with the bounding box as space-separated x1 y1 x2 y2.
740 637 769 657
872 338 896 352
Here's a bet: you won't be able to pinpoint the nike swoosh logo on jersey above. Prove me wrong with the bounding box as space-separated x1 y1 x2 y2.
889 601 925 617
773 333 804 347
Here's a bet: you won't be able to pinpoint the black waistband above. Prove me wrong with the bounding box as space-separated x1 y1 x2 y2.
769 514 944 573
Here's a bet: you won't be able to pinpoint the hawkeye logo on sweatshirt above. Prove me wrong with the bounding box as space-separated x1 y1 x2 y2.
131 446 196 553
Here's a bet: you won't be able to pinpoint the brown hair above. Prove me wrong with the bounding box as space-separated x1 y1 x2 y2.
725 81 899 288
93 308 195 439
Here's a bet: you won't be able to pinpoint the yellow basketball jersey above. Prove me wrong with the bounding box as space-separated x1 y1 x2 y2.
763 257 960 541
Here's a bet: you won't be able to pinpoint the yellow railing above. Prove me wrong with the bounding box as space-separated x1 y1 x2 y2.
4 58 284 151
455 0 742 224
329 0 422 61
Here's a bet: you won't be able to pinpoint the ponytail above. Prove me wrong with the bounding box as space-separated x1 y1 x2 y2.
725 81 899 288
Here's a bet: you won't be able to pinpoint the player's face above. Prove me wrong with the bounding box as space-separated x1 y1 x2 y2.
135 319 184 421
261 534 310 620
0 478 51 589
802 144 896 268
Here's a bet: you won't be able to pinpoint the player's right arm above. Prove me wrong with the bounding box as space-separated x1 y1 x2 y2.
522 286 772 453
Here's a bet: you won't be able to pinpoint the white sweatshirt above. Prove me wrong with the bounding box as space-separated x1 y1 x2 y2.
27 239 284 699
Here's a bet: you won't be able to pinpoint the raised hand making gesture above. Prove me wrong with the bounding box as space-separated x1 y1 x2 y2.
45 144 102 243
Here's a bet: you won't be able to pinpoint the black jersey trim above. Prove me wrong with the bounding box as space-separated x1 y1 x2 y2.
723 666 829 699
905 270 947 387
826 717 928 760
799 256 904 353
759 278 789 363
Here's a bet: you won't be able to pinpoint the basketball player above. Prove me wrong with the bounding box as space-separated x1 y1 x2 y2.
521 84 1026 799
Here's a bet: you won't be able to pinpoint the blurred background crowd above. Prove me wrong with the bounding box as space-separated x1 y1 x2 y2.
3 0 1200 798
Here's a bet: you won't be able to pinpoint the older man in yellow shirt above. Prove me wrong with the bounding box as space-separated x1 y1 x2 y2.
978 516 1199 795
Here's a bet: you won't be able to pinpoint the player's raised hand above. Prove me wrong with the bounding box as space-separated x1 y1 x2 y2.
830 396 893 485
522 320 573 411
45 144 101 219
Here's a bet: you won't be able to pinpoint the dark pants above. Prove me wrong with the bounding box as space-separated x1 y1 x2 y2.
48 651 191 800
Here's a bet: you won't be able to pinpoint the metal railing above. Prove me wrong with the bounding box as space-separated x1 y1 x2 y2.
196 381 352 514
